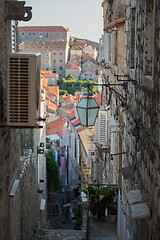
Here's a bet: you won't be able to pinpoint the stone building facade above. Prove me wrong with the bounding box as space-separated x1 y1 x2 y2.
98 0 160 239
20 41 69 78
0 1 47 239
18 26 70 44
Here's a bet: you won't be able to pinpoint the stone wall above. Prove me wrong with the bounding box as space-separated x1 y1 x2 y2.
0 1 47 239
101 0 160 239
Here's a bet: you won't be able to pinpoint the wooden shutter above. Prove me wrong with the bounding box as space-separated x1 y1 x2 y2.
98 109 109 145
71 133 75 159
63 127 68 146
111 31 117 64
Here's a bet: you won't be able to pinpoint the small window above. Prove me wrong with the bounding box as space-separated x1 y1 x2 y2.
90 74 92 76
53 60 56 63
22 33 24 35
60 60 63 63
60 67 63 70
60 52 62 55
33 33 35 35
46 33 48 37
29 33 31 35
53 52 56 55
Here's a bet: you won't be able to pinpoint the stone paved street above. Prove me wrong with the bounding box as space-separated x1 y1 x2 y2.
89 217 117 240
32 229 83 240
32 216 117 240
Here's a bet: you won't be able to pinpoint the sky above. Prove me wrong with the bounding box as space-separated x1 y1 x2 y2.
19 0 103 43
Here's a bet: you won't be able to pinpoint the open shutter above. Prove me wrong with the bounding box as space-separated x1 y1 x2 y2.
63 127 68 146
71 133 75 159
77 139 80 165
98 109 109 146
111 31 117 64
103 32 111 63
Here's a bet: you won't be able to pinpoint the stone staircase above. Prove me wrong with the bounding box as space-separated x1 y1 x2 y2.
79 161 92 185
32 228 84 240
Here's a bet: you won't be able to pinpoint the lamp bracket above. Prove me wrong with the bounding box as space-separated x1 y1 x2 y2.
114 74 137 83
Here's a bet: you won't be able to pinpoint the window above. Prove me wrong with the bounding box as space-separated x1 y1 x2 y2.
60 60 63 63
90 74 92 76
22 32 24 35
60 52 62 55
29 32 31 35
60 67 63 70
33 33 35 35
98 109 109 146
39 32 42 39
53 60 56 63
53 52 56 55
46 33 48 37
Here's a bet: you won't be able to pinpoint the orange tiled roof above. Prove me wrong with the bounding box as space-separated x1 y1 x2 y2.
19 26 69 32
67 109 76 120
42 77 48 88
72 118 80 127
96 74 103 78
44 73 58 78
46 92 57 99
65 64 80 70
46 117 67 137
93 93 102 106
75 91 84 97
104 18 126 31
46 103 57 112
41 70 52 75
63 94 75 103
77 126 87 133
46 86 59 96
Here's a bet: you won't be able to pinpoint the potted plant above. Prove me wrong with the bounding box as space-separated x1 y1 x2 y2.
82 184 118 221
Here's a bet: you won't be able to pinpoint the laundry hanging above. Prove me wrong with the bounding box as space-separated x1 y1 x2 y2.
61 156 66 175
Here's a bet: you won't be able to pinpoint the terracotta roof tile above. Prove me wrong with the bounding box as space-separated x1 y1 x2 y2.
104 18 126 31
67 109 76 120
46 117 67 137
96 74 103 78
19 26 69 32
65 64 81 69
44 73 58 78
72 118 80 126
77 126 87 132
42 77 48 88
63 94 75 103
46 86 59 96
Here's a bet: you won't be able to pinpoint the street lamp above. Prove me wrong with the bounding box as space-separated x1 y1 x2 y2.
76 82 127 127
76 93 100 127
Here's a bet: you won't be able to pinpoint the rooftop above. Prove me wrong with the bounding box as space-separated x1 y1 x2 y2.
19 26 69 32
46 117 67 137
104 18 126 31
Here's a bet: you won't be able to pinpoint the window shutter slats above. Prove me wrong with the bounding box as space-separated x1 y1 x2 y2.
98 110 109 145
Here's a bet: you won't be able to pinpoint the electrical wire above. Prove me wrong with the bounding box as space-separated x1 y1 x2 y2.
103 76 160 153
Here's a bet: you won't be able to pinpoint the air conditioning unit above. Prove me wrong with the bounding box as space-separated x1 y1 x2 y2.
7 52 41 127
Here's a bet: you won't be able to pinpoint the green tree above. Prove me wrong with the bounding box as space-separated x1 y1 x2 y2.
59 89 68 95
46 152 60 191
